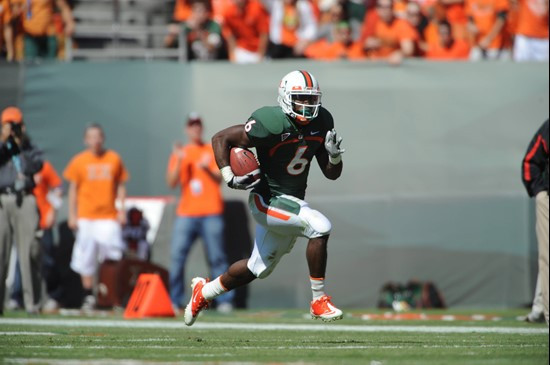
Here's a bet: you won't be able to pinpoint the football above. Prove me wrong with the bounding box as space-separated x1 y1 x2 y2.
230 147 260 180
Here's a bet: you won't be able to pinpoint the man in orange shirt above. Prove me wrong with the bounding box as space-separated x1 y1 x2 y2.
364 0 419 62
21 0 74 60
167 113 234 313
221 0 269 63
426 19 470 59
63 124 129 312
305 21 367 60
465 0 511 60
438 0 469 38
512 0 548 61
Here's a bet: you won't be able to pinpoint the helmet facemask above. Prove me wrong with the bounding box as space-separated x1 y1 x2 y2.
290 93 321 123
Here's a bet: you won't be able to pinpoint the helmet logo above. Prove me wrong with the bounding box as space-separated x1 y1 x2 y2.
292 86 303 90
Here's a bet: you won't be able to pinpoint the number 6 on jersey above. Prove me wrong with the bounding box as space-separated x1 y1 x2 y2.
287 146 309 175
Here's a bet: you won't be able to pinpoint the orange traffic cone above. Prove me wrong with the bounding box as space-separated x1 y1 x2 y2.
124 273 175 319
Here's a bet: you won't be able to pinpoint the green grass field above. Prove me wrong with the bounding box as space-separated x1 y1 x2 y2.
0 308 548 364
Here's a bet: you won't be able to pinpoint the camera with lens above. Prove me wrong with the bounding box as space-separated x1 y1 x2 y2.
9 122 23 139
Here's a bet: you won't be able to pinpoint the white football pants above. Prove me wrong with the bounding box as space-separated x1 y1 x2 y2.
246 193 332 278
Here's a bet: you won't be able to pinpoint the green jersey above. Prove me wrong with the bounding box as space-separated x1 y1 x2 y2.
245 106 334 200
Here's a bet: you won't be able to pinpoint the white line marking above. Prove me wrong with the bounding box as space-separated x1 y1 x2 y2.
4 359 244 365
18 344 543 350
0 331 57 336
0 318 547 335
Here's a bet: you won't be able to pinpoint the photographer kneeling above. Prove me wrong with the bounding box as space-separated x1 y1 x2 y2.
0 106 43 315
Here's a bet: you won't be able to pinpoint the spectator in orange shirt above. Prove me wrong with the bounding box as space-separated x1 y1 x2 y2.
21 0 74 60
512 0 548 61
426 19 470 59
305 20 367 60
358 0 378 44
221 0 269 63
465 0 511 60
364 0 419 63
33 160 63 310
405 1 430 54
63 123 129 312
438 0 468 36
167 112 234 313
420 3 444 50
267 0 319 59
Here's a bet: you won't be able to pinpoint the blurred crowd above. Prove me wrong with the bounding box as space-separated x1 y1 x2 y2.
0 0 548 63
166 0 550 62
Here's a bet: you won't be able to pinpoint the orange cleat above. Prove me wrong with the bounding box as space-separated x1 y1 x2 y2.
184 277 210 326
310 295 343 322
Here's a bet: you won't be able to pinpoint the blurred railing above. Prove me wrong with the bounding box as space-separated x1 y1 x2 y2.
67 0 186 61
66 25 186 61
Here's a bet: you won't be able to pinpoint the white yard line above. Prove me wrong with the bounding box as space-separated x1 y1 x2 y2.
0 331 57 336
3 360 253 365
17 344 543 350
0 318 547 335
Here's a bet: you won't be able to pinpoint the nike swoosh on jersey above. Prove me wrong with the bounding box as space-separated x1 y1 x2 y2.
310 131 320 135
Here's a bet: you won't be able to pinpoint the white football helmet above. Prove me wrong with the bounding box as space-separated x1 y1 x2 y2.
278 70 322 125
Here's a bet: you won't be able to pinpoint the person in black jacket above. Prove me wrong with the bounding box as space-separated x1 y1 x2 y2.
0 106 43 315
521 119 549 325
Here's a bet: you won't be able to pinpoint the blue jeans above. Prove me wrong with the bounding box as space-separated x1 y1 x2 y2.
169 215 234 308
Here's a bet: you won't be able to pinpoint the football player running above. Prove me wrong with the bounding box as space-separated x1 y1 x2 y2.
184 70 345 326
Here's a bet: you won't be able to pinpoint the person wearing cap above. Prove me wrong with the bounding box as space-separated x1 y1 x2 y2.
166 112 234 313
0 106 43 315
7 159 63 313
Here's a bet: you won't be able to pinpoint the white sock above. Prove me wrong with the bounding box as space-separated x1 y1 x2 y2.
201 276 228 301
310 276 326 300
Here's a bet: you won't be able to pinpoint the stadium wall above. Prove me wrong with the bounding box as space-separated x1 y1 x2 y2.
0 64 21 108
4 60 548 309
